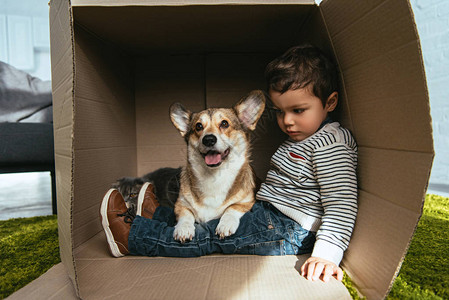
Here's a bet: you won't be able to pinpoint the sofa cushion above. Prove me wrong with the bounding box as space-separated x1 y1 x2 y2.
0 123 54 170
0 61 52 123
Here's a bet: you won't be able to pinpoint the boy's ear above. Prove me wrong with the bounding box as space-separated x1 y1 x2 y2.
170 102 192 137
325 92 338 112
234 90 266 131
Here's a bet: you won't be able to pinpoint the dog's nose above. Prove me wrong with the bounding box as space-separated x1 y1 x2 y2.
202 134 217 147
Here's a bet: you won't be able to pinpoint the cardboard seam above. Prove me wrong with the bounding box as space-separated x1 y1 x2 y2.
138 143 186 147
55 153 72 159
50 43 74 77
51 70 73 95
64 0 81 296
357 145 434 155
54 123 73 131
75 94 123 106
73 202 102 215
74 146 137 152
357 188 424 216
71 258 94 275
137 159 185 164
71 1 315 7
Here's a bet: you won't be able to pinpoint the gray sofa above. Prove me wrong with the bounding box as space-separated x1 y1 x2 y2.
0 61 56 214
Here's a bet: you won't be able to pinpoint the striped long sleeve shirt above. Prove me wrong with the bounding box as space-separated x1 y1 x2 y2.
256 122 358 265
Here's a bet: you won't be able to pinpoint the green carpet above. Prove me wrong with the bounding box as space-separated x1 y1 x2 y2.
0 215 60 299
1 194 447 299
386 194 448 300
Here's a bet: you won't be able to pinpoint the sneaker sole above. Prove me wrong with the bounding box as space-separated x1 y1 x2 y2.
100 189 125 257
136 182 151 216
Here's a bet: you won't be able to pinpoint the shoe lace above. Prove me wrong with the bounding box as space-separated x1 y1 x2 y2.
117 207 136 224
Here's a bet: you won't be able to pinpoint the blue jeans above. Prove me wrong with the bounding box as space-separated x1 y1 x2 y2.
128 201 315 257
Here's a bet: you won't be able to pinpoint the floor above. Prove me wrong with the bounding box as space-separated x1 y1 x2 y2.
0 172 52 220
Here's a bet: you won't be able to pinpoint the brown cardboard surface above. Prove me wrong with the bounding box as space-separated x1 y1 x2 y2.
48 0 434 299
343 191 422 299
72 5 314 55
72 233 350 299
321 0 434 298
72 0 315 5
73 148 137 244
135 56 204 175
49 0 77 291
322 0 432 152
7 263 78 300
358 147 434 212
72 24 138 250
74 257 351 299
298 6 355 132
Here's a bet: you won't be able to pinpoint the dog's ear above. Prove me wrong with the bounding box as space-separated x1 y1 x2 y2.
170 102 192 137
234 90 266 131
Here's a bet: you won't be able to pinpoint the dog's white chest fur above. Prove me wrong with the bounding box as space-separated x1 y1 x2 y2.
191 155 243 222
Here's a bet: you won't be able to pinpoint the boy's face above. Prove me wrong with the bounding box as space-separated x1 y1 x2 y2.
269 87 337 142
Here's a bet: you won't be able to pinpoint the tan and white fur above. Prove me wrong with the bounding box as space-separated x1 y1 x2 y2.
169 90 265 242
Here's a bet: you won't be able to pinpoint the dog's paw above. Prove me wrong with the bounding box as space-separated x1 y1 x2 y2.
216 215 240 239
173 222 195 243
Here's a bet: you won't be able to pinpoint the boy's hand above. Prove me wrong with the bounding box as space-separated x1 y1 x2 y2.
300 256 343 282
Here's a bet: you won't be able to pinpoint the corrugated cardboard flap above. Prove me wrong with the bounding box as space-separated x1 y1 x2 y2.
321 0 434 299
49 0 78 294
71 0 315 6
48 0 434 299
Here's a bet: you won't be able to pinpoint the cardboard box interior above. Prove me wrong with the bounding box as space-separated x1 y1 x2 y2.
49 0 434 299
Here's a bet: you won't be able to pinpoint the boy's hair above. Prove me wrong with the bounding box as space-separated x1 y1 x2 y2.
265 45 338 106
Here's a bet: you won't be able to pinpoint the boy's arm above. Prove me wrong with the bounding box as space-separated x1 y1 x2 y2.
308 142 358 277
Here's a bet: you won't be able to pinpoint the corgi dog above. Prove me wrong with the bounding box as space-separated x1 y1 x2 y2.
169 90 265 242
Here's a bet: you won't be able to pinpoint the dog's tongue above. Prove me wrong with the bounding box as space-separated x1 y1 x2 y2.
205 152 222 165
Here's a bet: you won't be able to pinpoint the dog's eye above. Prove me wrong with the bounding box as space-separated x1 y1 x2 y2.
220 120 229 129
195 123 203 131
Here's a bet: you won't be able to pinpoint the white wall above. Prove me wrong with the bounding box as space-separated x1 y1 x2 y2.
410 0 449 197
0 0 51 80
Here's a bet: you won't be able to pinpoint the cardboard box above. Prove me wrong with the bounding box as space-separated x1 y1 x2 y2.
42 0 434 299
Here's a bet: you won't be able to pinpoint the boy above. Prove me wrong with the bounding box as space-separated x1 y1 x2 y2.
100 45 358 283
